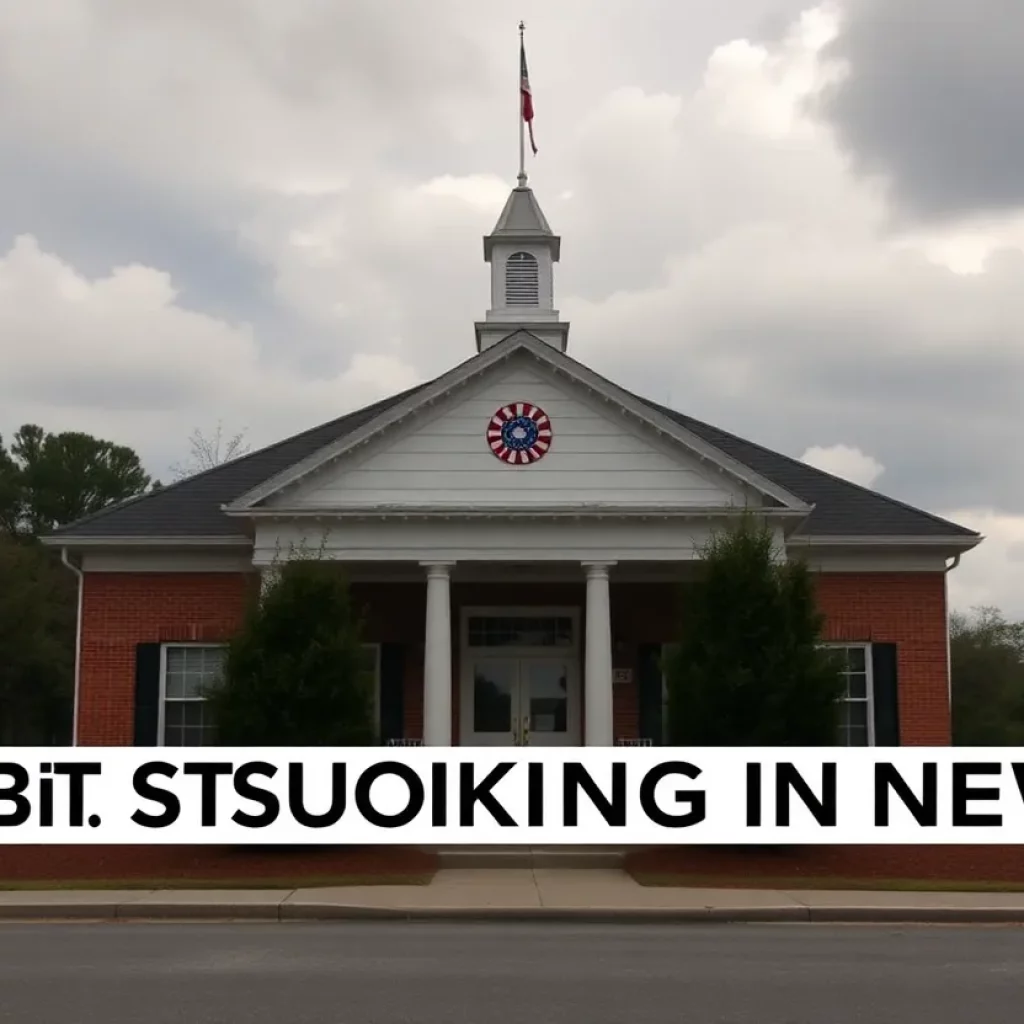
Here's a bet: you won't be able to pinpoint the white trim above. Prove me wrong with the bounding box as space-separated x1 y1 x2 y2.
60 548 84 746
82 551 255 573
224 334 810 514
232 506 809 521
796 552 951 573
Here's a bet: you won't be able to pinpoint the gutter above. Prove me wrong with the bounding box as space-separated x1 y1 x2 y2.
944 554 961 714
59 548 84 747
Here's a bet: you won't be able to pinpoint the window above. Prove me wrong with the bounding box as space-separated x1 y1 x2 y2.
161 645 226 747
467 615 573 648
505 251 539 305
827 644 873 746
159 642 382 746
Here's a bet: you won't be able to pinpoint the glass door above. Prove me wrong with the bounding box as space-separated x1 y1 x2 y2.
464 657 578 746
520 658 573 747
468 659 521 747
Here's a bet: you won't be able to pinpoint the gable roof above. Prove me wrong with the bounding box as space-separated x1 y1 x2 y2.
44 333 981 547
225 332 808 514
44 384 428 542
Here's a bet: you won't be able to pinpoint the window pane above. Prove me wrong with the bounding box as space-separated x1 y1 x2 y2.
845 647 866 672
524 661 568 734
164 699 216 746
467 616 573 648
847 671 867 699
165 645 225 699
473 661 516 733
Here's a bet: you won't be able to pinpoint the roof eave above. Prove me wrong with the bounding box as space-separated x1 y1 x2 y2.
223 505 813 521
40 534 253 548
787 534 983 550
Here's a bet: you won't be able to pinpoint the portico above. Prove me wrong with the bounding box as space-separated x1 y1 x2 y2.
417 560 614 747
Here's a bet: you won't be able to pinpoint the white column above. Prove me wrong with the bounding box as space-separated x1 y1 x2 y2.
583 561 616 746
421 561 454 746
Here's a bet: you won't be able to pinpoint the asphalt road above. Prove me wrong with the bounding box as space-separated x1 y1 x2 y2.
1 921 1023 1023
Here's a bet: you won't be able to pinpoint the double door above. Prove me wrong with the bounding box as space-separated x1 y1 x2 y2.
465 656 580 746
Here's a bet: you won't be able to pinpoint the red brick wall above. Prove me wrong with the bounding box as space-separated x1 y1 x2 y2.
815 573 949 745
75 571 949 747
77 573 256 745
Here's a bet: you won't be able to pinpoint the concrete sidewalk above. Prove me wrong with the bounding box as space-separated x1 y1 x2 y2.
3 869 1024 923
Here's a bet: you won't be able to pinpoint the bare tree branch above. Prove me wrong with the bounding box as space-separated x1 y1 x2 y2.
170 421 251 481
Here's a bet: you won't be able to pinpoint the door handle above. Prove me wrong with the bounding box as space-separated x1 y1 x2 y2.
522 715 530 747
512 717 520 746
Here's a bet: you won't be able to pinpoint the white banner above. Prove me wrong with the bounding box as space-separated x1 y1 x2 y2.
1 748 1024 844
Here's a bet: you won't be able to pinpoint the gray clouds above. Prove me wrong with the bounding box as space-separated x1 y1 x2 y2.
817 0 1024 221
0 0 1021 612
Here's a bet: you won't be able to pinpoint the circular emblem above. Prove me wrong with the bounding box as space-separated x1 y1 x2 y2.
487 402 552 465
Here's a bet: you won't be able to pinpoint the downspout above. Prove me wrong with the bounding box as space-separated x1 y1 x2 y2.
60 548 84 747
944 554 961 714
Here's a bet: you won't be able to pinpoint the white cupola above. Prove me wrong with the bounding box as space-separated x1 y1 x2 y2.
475 185 570 353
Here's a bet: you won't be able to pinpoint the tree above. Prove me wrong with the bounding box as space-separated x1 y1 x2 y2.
170 421 251 481
0 534 75 744
205 557 376 746
2 424 151 535
951 606 1024 745
664 514 844 746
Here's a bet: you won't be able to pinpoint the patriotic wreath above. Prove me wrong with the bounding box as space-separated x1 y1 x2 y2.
487 402 552 465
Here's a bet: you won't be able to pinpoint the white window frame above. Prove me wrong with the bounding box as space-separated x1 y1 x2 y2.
157 641 383 746
158 642 228 748
822 642 875 747
658 641 875 746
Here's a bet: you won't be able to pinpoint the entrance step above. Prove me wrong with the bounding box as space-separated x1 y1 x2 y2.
427 845 629 869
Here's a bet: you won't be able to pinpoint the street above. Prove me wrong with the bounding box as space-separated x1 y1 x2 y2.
1 921 1022 1023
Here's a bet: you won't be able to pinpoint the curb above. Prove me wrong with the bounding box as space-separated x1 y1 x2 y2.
2 903 1024 924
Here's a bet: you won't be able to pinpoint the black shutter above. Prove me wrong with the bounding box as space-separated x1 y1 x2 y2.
134 643 162 746
378 643 405 744
637 643 664 745
872 642 900 746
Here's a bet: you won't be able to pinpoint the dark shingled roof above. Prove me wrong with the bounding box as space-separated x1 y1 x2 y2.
48 372 978 544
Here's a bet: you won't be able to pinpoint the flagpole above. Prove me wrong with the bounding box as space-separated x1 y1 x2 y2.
518 20 527 186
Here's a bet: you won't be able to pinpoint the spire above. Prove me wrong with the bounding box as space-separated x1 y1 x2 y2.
475 187 569 354
474 25 568 354
483 185 559 261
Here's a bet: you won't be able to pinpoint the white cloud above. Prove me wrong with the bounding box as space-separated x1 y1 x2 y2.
800 444 884 487
0 235 421 476
942 510 1024 618
1 0 1022 620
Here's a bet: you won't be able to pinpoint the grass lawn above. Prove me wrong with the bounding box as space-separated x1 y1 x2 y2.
0 872 435 891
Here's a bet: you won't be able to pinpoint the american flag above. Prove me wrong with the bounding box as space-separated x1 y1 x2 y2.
521 38 537 155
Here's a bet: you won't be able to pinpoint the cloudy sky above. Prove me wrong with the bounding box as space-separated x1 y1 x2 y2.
1 0 1021 615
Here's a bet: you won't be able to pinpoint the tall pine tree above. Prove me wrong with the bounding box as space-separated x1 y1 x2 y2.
206 558 377 746
665 514 843 745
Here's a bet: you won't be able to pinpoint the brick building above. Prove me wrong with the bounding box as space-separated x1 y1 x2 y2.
45 182 981 749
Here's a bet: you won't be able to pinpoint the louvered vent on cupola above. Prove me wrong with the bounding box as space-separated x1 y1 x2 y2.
505 251 539 306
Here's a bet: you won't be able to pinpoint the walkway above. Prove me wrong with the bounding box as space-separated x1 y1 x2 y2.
4 868 1024 922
